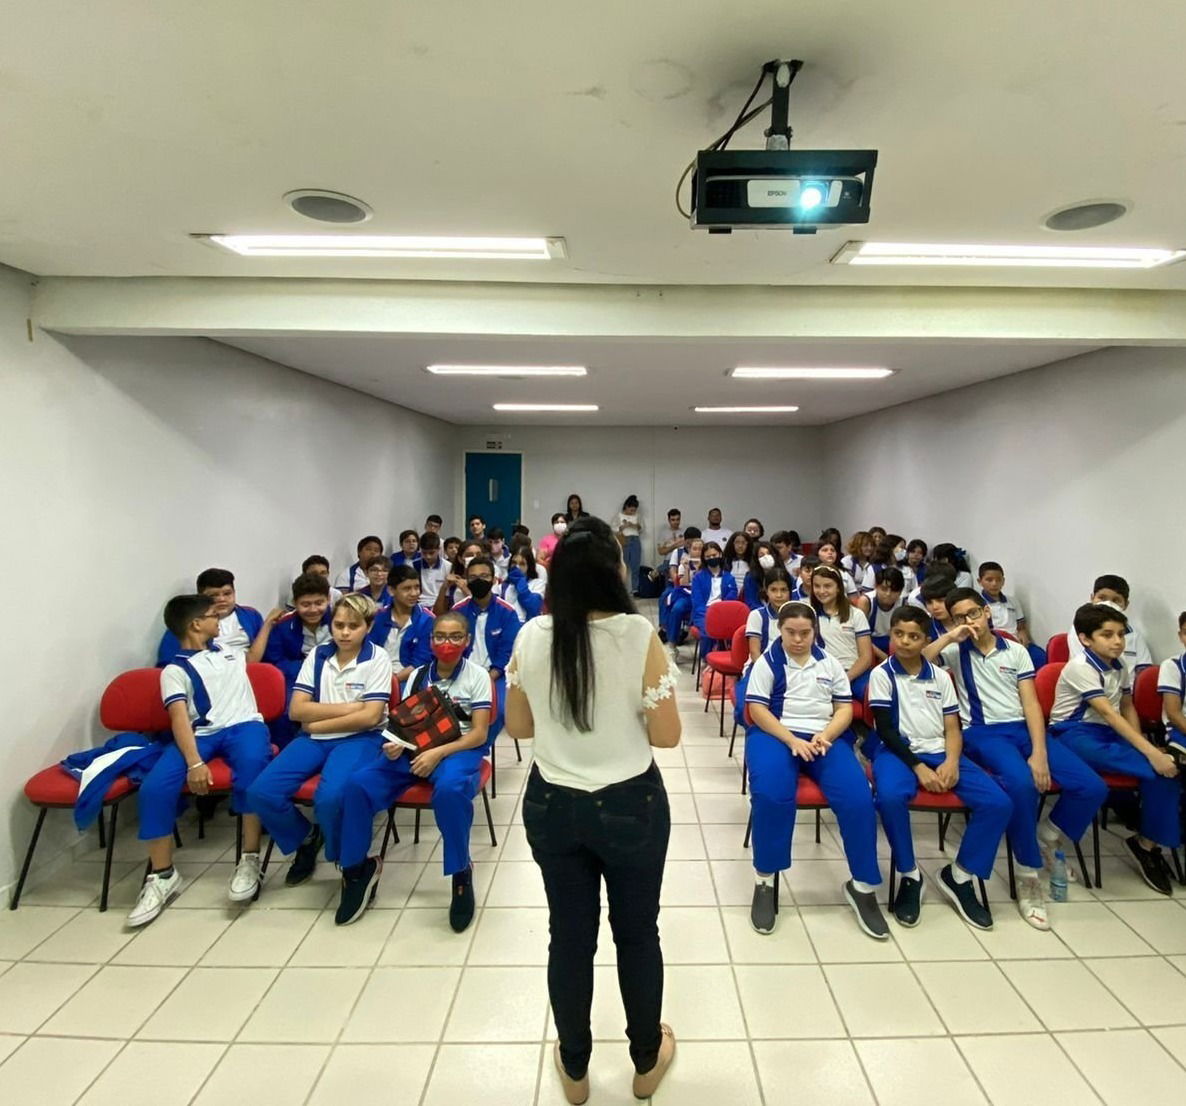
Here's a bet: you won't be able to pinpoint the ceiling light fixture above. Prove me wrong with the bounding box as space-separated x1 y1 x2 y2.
832 241 1185 269
492 403 599 412
693 405 800 413
731 366 892 380
196 234 566 260
427 365 587 377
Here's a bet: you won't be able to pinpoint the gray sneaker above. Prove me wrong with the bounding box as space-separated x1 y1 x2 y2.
750 880 777 934
844 880 890 940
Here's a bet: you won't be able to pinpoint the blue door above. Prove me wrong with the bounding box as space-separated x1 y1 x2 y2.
464 452 523 537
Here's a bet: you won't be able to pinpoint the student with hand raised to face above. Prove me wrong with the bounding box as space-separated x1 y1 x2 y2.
499 541 547 622
433 538 485 616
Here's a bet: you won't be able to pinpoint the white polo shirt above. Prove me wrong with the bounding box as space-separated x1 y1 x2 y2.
939 635 1035 726
1066 605 1152 675
982 591 1026 635
868 599 901 641
1049 650 1131 727
418 558 449 604
214 610 252 657
471 609 490 668
333 561 369 592
302 621 333 654
728 559 749 591
292 640 392 739
402 658 492 736
161 645 262 737
745 605 778 652
817 607 871 669
868 658 959 755
378 611 414 668
701 527 732 547
745 644 853 734
1157 654 1186 728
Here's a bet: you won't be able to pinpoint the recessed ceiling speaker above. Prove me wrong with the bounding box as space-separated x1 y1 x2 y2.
284 189 373 224
1043 200 1129 231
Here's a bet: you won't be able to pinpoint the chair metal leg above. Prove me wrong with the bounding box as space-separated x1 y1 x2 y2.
1073 840 1092 889
1092 816 1103 888
259 838 275 878
728 717 739 758
235 815 243 864
99 800 122 912
380 808 397 860
773 870 781 914
887 854 897 910
172 825 183 848
1172 848 1186 886
413 808 422 845
703 670 714 713
938 812 949 852
1005 841 1016 900
481 787 498 846
97 812 106 851
490 744 497 799
9 807 48 909
740 757 748 796
718 677 728 737
815 809 822 844
743 813 752 849
513 738 522 763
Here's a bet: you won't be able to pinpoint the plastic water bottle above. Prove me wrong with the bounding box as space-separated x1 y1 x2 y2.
1050 850 1069 902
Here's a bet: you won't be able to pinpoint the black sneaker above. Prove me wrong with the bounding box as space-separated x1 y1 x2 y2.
450 866 476 932
657 628 668 644
750 879 777 934
892 873 925 927
937 864 993 930
1125 835 1174 895
285 824 324 887
844 880 890 940
335 856 382 925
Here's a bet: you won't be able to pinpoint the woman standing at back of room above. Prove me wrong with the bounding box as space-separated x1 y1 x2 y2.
565 493 589 523
616 494 643 597
505 516 681 1104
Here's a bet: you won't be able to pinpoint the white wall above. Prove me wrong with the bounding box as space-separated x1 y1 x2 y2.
455 425 828 560
0 265 456 891
820 346 1186 658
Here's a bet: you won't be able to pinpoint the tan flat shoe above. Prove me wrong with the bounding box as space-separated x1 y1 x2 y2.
553 1042 589 1105
632 1023 675 1099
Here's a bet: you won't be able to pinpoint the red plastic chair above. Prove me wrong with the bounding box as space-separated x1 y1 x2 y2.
1132 666 1165 734
11 668 170 912
741 774 831 912
1046 633 1070 664
698 599 748 695
705 625 748 736
1033 661 1066 719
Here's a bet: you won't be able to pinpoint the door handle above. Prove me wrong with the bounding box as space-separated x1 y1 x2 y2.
489 478 498 502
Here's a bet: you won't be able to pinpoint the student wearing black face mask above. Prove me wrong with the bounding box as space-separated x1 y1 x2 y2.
690 542 739 661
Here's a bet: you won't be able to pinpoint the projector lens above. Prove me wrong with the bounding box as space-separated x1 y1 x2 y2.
799 183 825 209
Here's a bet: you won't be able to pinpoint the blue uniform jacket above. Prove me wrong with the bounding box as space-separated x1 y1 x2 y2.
263 609 333 686
61 733 170 831
391 553 423 570
742 573 762 610
499 566 544 620
452 596 521 671
367 603 435 668
691 570 739 634
155 605 262 667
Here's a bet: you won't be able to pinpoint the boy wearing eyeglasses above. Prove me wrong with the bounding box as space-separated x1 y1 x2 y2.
926 588 1107 930
335 611 492 931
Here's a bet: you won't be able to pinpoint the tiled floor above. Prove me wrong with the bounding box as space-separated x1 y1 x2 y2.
3 624 1186 1104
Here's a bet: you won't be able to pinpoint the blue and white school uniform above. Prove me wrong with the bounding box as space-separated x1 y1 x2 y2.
334 561 371 593
1050 650 1181 848
744 640 877 883
247 640 393 863
867 598 901 655
867 658 1011 878
156 604 263 666
742 571 763 610
339 658 493 875
139 645 270 840
982 590 1026 636
391 552 422 569
691 568 739 656
1156 654 1186 739
816 606 873 700
842 556 875 594
733 603 780 726
418 557 449 606
368 604 435 671
940 636 1106 868
263 610 333 688
728 558 750 592
499 569 546 622
453 595 521 745
1066 608 1153 676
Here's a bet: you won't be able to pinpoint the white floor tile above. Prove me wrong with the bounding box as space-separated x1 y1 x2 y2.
657 906 729 964
0 1036 122 1106
199 906 318 966
1056 1028 1186 1105
753 1040 875 1105
238 967 369 1042
0 960 98 1033
0 1034 24 1064
379 907 476 965
720 905 818 964
855 1037 987 1105
422 1043 541 1106
956 1032 1098 1105
1000 958 1138 1030
18 861 139 908
192 1042 330 1104
24 908 138 964
735 964 845 1038
785 860 856 906
666 791 700 824
112 908 234 966
913 961 1042 1034
1151 1024 1186 1066
443 965 549 1041
1084 956 1186 1025
468 906 551 965
972 914 1076 959
664 823 709 860
1049 899 1158 957
342 966 460 1042
659 860 717 906
40 964 185 1038
136 966 278 1041
800 905 903 963
658 965 747 1039
76 1040 224 1106
823 963 945 1037
888 904 990 960
1089 855 1174 900
692 793 751 824
483 861 548 908
308 1043 435 1105
710 859 763 906
1106 899 1186 953
651 1040 763 1105
289 906 398 966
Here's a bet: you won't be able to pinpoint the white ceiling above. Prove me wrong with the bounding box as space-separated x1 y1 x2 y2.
218 334 1099 425
3 1 1186 289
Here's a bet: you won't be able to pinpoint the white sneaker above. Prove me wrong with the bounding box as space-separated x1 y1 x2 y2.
1016 875 1051 931
127 870 183 927
229 853 262 902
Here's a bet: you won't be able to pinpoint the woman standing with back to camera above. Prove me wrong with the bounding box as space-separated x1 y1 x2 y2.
505 515 681 1104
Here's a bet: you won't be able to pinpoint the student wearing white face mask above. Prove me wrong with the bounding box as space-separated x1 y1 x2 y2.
743 541 778 609
537 512 567 569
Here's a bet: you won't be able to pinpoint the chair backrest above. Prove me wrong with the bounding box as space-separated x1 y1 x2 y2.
99 668 171 733
1131 664 1164 727
246 662 286 722
389 673 402 710
1046 633 1070 664
705 599 750 642
730 624 749 666
996 629 1018 642
1033 661 1066 720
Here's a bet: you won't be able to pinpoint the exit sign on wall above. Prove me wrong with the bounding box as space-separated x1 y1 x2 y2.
485 440 503 450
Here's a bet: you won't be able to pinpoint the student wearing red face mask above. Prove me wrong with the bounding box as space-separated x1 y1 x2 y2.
334 611 493 931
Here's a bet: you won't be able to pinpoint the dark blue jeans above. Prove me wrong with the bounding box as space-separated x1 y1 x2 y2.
523 761 670 1078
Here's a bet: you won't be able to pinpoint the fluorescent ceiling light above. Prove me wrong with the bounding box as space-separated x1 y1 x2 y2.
832 241 1186 269
197 234 566 260
694 405 800 414
731 366 892 380
492 403 599 412
427 364 586 377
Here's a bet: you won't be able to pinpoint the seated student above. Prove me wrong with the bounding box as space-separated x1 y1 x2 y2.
246 595 392 888
1158 612 1186 760
868 566 905 661
433 538 485 616
814 539 868 613
499 543 547 621
417 531 449 607
770 530 802 577
867 606 1012 930
871 534 916 595
130 594 272 925
866 525 887 547
661 537 702 646
820 527 842 549
743 542 777 609
357 555 393 605
511 523 531 545
745 602 887 939
156 567 262 664
930 543 975 589
1065 574 1154 677
487 527 510 579
335 611 492 929
1049 603 1181 894
906 562 955 610
424 513 443 535
745 567 794 663
691 541 739 656
743 517 764 540
391 529 421 569
921 576 957 640
467 514 487 542
452 555 521 744
369 564 434 684
724 532 755 594
810 565 873 701
842 530 876 594
537 513 568 568
791 555 820 601
977 561 1033 646
927 589 1108 929
442 535 462 566
905 539 929 586
335 536 384 593
298 555 343 606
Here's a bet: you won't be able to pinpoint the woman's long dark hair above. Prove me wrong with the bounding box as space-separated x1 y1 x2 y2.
565 493 587 522
546 515 635 732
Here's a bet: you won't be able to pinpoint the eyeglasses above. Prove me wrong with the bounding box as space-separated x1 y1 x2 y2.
431 633 468 644
950 610 985 625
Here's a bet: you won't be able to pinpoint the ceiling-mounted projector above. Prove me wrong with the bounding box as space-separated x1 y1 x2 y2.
686 60 878 234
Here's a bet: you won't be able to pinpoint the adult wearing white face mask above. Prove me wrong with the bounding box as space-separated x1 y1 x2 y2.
537 512 568 570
